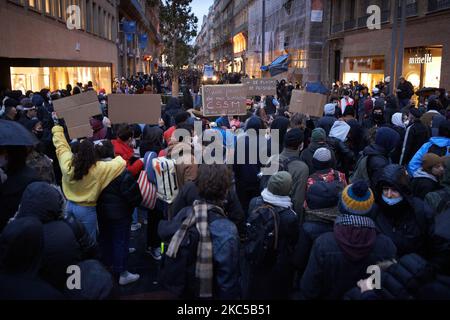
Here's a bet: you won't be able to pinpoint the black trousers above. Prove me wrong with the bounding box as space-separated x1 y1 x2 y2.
146 200 165 249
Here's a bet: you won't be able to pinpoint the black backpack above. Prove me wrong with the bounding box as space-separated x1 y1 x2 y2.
259 156 300 192
245 203 282 267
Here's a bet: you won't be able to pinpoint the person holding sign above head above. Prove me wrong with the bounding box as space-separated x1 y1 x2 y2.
51 113 126 243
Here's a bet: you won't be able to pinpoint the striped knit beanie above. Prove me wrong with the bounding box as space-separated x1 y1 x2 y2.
338 180 374 216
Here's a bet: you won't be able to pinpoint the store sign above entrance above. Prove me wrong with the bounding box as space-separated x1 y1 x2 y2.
409 54 433 65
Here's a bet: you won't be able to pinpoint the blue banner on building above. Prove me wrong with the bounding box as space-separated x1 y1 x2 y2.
139 33 148 49
122 20 137 33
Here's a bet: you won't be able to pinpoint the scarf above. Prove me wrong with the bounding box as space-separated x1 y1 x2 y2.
261 188 293 209
335 214 376 229
166 200 224 298
334 214 377 261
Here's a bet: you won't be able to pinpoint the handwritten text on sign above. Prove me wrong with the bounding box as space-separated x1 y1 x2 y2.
243 78 277 96
202 84 247 116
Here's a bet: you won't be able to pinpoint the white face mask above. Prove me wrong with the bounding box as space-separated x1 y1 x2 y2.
0 155 7 169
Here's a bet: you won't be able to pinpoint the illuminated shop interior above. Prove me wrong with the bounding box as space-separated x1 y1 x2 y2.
403 46 442 89
343 56 385 90
10 66 112 94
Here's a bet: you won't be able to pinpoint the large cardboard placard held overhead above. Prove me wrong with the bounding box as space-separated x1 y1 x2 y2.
52 91 101 139
243 78 277 96
202 84 247 117
108 94 162 125
289 90 328 118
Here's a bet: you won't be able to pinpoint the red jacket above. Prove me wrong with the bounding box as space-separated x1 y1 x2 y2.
111 139 144 177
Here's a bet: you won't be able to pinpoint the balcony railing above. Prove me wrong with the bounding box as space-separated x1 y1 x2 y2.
428 0 450 11
397 2 418 17
357 16 368 28
332 22 343 33
344 19 356 30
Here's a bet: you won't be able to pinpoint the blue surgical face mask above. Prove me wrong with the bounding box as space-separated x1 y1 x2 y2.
382 194 403 206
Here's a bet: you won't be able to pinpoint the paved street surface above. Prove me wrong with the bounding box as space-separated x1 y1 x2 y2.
119 223 167 300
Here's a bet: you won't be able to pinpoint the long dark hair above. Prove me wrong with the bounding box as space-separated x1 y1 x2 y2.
72 139 97 180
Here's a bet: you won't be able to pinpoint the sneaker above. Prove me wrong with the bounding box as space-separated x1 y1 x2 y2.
128 247 136 254
119 271 140 286
130 223 142 232
146 247 162 261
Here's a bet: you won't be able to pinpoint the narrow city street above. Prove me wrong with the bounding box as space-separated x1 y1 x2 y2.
1 0 450 308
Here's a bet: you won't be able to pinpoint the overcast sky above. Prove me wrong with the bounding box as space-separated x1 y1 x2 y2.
191 0 214 31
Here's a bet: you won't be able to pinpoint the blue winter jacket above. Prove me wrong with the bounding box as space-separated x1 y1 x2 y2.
408 137 450 175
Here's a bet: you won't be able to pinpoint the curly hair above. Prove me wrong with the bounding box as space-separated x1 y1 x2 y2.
196 164 232 203
72 139 97 181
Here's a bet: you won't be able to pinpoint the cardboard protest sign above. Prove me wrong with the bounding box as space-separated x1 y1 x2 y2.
243 78 277 96
108 94 161 125
202 84 247 117
289 90 328 118
52 91 101 138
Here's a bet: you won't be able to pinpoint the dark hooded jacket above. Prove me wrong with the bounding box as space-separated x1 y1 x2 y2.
233 116 269 212
140 125 164 157
0 217 64 300
182 87 193 111
300 141 337 174
400 118 430 166
63 259 116 300
158 203 240 299
298 222 396 299
411 168 442 199
270 116 290 153
15 182 97 290
97 170 143 222
425 157 450 215
162 97 183 129
373 165 434 258
362 127 400 188
292 181 343 277
0 165 40 232
243 196 299 300
317 115 336 136
345 253 450 300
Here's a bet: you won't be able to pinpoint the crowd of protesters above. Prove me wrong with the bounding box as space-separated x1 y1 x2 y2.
1 72 450 300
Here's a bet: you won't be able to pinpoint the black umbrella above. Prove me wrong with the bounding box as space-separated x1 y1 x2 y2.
0 120 39 146
415 87 439 96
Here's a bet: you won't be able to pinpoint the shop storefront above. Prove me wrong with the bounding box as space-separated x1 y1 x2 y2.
403 46 442 90
233 32 247 74
10 65 112 94
343 56 385 90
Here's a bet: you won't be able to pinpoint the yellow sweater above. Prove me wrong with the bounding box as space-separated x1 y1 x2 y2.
52 125 126 206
